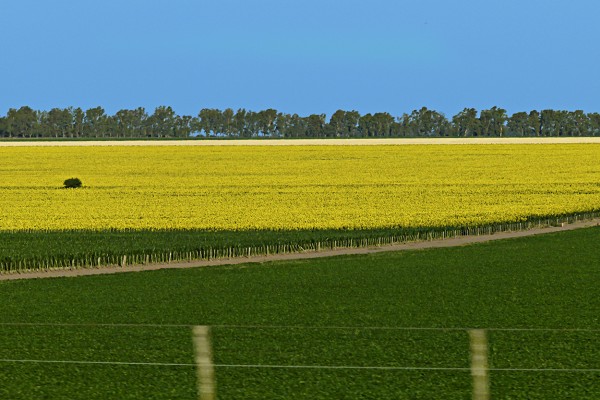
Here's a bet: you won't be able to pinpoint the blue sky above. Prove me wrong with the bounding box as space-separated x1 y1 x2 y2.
2 0 599 118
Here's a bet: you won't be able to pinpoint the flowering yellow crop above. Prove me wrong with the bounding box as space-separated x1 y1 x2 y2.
0 144 599 231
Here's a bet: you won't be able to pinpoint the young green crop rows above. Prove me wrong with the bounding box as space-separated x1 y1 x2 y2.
1 211 598 273
1 227 599 399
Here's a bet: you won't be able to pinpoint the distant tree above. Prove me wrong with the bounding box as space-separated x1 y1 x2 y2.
72 107 85 137
148 106 176 137
344 111 361 137
451 108 479 136
0 115 6 137
5 105 600 139
244 111 259 137
257 109 278 136
5 106 39 138
429 109 451 137
566 110 588 136
198 108 225 137
507 112 528 136
506 110 539 137
371 112 395 137
104 115 118 137
46 108 73 137
479 106 507 136
540 110 557 136
115 109 135 137
328 110 346 137
174 115 193 137
84 107 107 137
306 114 326 137
588 112 600 136
63 177 83 189
232 108 247 137
395 113 410 137
406 107 450 136
527 110 540 136
358 113 373 137
286 114 307 138
274 112 290 137
222 108 235 137
327 110 361 137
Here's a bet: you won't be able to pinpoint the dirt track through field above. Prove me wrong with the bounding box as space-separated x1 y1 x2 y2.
2 138 600 146
2 219 599 281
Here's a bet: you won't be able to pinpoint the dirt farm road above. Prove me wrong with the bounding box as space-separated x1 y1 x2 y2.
2 218 599 281
2 138 600 146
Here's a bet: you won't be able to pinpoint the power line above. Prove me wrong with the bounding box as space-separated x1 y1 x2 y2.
1 322 599 332
0 359 598 373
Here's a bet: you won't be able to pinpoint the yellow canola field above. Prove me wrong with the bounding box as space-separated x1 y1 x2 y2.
1 144 599 231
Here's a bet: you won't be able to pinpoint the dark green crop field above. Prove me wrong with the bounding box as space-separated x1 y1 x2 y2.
1 227 599 399
1 211 596 273
0 227 439 271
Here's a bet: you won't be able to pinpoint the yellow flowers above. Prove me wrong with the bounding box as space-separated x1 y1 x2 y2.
1 144 600 231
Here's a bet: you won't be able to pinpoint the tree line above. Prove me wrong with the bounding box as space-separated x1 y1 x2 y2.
1 105 599 138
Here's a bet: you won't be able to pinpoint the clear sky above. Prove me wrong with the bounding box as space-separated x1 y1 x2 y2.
2 0 599 118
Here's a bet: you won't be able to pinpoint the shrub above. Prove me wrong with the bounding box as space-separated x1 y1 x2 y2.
64 177 83 189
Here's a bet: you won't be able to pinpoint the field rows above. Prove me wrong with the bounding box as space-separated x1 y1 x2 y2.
1 226 599 399
1 144 600 231
2 211 599 275
2 142 599 399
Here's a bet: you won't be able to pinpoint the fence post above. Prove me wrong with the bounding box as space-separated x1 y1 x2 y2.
469 329 490 400
192 326 216 400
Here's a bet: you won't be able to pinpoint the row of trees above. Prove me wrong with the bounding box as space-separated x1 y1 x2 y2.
1 106 600 138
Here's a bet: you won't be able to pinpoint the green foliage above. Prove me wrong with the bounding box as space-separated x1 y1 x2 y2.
63 177 82 189
2 105 600 138
0 211 598 273
0 227 599 398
